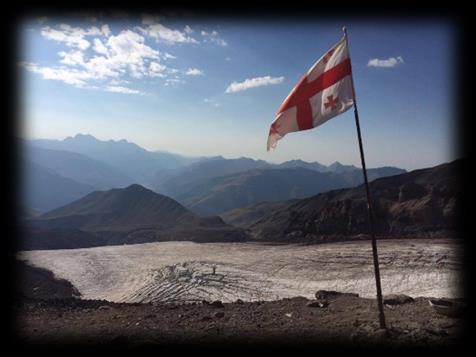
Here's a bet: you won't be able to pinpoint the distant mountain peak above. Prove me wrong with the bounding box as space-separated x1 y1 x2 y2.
67 134 134 146
72 133 97 140
123 183 149 192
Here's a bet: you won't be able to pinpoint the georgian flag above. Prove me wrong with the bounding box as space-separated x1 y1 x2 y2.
267 35 355 151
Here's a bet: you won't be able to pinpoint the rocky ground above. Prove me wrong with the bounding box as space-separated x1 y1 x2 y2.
12 256 467 350
14 293 466 350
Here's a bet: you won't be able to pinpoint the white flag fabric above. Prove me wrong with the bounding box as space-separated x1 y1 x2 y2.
267 35 355 151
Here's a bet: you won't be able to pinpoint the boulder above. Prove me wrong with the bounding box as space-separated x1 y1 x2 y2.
315 290 359 300
428 298 466 317
383 294 414 305
211 300 224 308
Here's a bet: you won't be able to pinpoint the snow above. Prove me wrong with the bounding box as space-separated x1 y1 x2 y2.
17 238 463 303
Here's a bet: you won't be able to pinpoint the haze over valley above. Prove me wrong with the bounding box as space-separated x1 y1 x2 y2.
23 134 406 215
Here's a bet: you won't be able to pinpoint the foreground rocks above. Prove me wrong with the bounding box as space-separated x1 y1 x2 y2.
14 293 465 348
13 260 465 348
383 294 415 305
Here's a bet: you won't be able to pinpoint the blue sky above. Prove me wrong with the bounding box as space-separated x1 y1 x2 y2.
19 15 456 170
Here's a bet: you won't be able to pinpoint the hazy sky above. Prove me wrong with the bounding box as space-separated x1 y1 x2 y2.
19 15 456 170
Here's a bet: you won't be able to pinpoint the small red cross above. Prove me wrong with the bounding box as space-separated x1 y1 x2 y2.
324 95 339 110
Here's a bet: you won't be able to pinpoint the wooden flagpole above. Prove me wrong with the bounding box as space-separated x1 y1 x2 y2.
342 26 387 330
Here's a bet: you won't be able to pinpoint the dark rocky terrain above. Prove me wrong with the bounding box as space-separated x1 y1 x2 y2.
220 200 299 228
15 285 465 349
249 159 462 242
16 260 81 300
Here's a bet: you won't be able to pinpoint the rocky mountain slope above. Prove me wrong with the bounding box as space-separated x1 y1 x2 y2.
249 159 462 241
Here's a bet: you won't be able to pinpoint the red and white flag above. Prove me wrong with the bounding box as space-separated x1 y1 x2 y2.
267 35 355 151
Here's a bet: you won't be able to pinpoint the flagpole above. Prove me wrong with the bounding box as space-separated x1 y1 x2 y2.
342 26 387 330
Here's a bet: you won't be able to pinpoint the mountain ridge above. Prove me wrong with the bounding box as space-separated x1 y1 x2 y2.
24 134 406 215
23 184 248 250
248 159 462 242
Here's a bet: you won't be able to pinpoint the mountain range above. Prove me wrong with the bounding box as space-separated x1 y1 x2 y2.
174 168 350 216
23 134 405 215
21 159 462 250
24 145 135 189
154 157 405 215
28 134 201 184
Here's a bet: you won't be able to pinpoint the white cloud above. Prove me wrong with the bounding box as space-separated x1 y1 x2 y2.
108 78 129 86
139 17 198 44
24 22 208 94
105 85 142 94
163 52 176 60
185 68 204 76
22 28 160 91
58 50 85 66
150 61 166 72
96 29 161 79
41 24 110 50
201 30 227 46
21 62 94 87
101 24 111 37
92 38 109 55
367 56 404 68
41 26 91 50
82 55 120 78
184 25 193 34
149 61 167 77
226 76 284 93
107 30 160 65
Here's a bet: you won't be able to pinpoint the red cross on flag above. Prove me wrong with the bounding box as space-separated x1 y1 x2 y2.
267 35 355 151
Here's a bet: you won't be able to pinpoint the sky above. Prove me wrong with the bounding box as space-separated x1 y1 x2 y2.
19 14 457 171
